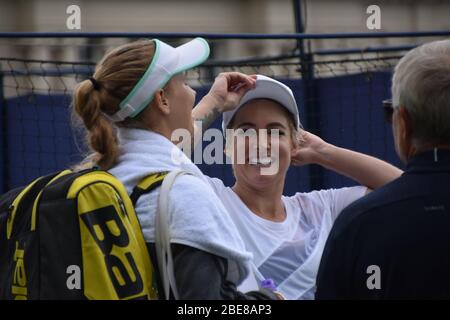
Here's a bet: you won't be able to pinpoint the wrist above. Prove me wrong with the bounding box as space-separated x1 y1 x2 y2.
204 93 225 112
311 142 334 165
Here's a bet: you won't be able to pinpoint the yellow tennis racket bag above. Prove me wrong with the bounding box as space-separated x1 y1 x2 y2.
0 168 168 300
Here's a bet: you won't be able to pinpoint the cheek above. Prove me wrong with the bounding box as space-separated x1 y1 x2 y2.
271 139 291 164
174 86 194 106
229 137 246 163
230 135 251 155
180 89 194 116
185 86 196 105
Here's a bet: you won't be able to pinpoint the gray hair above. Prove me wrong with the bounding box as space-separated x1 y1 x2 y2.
392 39 450 145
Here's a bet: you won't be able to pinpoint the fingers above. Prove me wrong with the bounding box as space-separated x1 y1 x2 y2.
217 72 256 91
234 81 254 98
211 72 257 111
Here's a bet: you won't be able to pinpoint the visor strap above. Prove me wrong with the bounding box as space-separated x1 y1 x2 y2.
105 104 136 122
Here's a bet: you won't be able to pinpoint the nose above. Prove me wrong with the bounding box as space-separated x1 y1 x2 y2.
248 130 271 156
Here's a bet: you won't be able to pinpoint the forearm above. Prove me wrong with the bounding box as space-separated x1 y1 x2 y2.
314 144 403 190
190 94 222 149
192 93 223 128
191 72 256 148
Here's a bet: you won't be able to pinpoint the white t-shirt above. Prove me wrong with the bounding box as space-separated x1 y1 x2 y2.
206 176 367 300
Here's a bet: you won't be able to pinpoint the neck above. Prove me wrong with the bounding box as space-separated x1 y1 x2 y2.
409 142 450 158
232 178 285 222
144 109 174 142
147 122 173 142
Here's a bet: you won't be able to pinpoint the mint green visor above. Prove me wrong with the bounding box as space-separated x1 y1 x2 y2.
109 37 210 122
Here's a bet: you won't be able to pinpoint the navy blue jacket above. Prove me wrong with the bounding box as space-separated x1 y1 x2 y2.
316 148 450 299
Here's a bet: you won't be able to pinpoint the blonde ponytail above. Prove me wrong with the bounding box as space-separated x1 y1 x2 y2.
72 40 156 170
73 79 119 170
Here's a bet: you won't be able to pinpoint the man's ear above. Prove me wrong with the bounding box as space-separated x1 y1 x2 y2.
152 89 170 115
397 106 413 145
395 106 414 161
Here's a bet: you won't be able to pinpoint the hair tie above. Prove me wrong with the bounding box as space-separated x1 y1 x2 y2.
89 77 101 90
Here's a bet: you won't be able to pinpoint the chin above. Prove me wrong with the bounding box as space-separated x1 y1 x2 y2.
244 165 281 185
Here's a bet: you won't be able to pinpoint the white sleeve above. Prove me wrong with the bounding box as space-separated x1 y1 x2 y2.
325 186 368 221
293 186 367 225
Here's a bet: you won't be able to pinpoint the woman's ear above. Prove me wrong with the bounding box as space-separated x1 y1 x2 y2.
152 89 170 115
292 130 303 152
291 143 299 154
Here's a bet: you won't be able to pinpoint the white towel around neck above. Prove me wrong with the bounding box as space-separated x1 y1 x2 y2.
108 127 253 284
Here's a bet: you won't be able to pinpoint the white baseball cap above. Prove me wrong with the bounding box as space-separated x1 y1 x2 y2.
222 74 301 131
109 37 210 122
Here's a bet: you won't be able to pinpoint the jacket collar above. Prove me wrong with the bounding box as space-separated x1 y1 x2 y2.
406 148 450 173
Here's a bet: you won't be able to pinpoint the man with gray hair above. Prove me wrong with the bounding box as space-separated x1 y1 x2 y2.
315 40 450 299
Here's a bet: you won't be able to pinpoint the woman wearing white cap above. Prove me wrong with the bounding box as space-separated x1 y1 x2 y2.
193 74 403 299
72 39 279 299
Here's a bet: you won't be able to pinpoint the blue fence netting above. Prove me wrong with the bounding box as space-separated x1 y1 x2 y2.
1 31 449 195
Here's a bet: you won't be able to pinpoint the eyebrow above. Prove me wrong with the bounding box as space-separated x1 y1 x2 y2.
266 122 288 129
235 121 288 129
235 122 255 128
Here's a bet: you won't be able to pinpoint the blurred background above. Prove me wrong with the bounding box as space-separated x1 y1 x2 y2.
1 0 450 60
0 0 450 195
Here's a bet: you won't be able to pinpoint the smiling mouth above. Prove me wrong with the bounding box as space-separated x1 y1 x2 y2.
248 157 273 166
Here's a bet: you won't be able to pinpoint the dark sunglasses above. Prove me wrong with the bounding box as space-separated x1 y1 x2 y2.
382 99 394 123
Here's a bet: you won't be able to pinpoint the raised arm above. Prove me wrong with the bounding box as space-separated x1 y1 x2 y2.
191 72 256 146
291 131 403 191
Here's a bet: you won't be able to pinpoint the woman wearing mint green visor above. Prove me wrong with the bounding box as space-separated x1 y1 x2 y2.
193 75 403 299
72 38 278 299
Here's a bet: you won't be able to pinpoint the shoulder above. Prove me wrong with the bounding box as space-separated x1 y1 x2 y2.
287 186 366 218
171 174 217 198
285 186 369 229
330 178 405 238
168 174 226 213
290 186 366 205
203 176 227 195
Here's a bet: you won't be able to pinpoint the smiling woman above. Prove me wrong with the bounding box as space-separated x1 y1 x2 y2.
192 74 403 299
225 99 295 179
